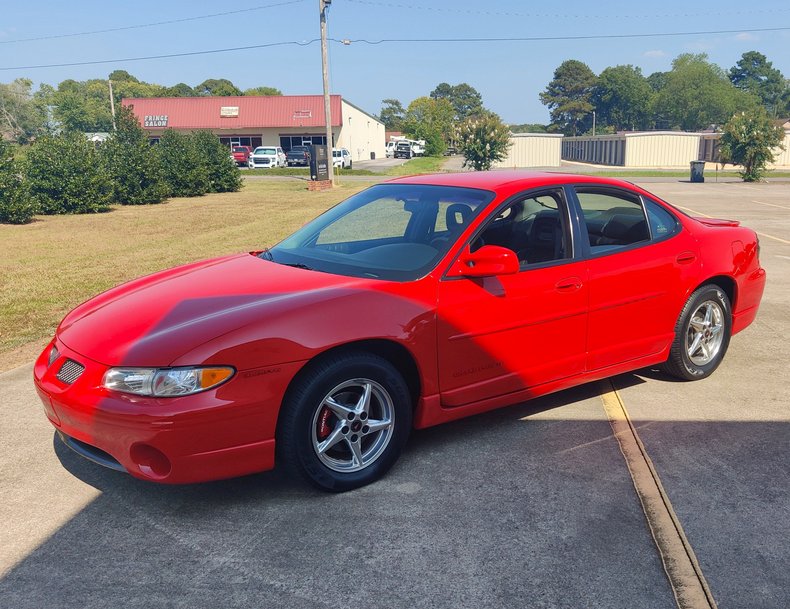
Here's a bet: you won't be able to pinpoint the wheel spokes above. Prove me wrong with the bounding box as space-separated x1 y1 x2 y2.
364 418 392 434
356 382 372 414
323 396 355 420
316 424 346 454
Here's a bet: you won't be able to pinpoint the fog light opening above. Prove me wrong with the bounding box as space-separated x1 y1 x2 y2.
130 443 172 479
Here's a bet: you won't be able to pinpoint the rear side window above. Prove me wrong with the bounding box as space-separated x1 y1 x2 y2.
575 189 650 253
644 198 679 240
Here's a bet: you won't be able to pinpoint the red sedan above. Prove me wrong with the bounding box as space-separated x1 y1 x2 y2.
34 172 766 491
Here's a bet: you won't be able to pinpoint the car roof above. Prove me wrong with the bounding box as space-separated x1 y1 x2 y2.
386 170 634 191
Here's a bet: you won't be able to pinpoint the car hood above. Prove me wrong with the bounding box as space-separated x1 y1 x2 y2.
57 253 367 367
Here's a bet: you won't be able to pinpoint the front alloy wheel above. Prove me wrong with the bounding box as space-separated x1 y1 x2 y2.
278 352 412 491
311 379 395 473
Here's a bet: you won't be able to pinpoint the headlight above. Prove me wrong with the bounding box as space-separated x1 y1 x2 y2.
47 345 60 367
103 366 235 397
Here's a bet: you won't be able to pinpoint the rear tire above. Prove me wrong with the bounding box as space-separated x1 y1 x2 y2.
277 352 412 492
662 284 731 380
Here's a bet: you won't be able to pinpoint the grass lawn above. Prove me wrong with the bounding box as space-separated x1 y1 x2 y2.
385 156 447 175
0 180 368 371
246 166 379 177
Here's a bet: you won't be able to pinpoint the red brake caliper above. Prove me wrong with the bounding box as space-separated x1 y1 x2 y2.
318 407 332 440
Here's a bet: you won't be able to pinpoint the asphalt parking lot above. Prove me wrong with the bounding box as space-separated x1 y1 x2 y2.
0 180 787 609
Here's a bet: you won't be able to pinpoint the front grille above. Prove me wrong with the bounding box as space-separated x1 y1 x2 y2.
56 359 85 384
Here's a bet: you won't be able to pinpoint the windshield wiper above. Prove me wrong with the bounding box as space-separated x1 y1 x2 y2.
283 262 314 270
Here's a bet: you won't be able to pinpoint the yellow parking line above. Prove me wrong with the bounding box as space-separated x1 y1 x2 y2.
600 381 718 609
674 205 790 245
751 199 790 211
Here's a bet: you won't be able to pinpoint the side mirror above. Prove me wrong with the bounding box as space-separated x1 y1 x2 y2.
447 245 520 278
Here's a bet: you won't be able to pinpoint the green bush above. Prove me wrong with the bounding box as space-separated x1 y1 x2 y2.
156 130 209 197
100 106 167 204
25 133 113 214
0 141 36 224
720 109 786 182
190 130 242 193
458 111 512 171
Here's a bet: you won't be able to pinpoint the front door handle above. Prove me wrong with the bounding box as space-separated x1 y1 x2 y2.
555 277 583 292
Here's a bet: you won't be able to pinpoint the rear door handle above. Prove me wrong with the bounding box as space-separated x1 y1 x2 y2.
555 277 583 292
676 251 697 265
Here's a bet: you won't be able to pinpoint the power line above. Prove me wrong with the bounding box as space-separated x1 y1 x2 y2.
0 40 320 71
0 0 305 45
342 26 790 45
345 0 790 21
3 25 790 71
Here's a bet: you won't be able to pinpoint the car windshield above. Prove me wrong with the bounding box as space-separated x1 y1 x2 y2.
255 148 277 155
266 184 495 281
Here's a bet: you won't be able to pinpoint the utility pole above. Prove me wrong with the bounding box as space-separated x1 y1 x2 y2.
319 0 334 185
592 110 596 137
108 79 117 131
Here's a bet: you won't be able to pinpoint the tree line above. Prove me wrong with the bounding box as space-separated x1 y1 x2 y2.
540 51 789 135
0 106 241 224
379 82 511 169
0 70 281 142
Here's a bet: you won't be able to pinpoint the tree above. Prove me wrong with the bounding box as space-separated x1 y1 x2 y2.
243 86 282 96
0 79 48 144
653 54 757 131
719 109 785 181
0 140 35 224
457 111 511 171
190 130 242 193
195 79 242 97
25 132 113 214
646 71 668 92
108 70 139 83
155 130 209 197
378 98 406 131
402 97 454 155
539 60 597 135
430 82 484 121
163 83 196 97
48 78 114 132
508 123 547 133
729 51 786 116
591 65 654 131
99 106 167 205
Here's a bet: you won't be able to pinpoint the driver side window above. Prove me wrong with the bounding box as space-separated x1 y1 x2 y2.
473 189 570 267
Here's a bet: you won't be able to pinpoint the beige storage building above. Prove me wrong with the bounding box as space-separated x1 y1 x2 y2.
562 131 704 168
493 133 563 168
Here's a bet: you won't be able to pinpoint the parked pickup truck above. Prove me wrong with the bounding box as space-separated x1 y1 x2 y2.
286 145 312 167
231 146 252 166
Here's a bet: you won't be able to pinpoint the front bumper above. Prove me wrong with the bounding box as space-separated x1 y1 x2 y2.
33 339 304 483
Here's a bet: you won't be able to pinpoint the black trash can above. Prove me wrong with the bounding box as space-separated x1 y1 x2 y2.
370 152 375 160
690 160 705 183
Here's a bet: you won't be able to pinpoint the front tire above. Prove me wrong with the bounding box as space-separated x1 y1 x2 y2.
277 352 412 492
663 284 732 380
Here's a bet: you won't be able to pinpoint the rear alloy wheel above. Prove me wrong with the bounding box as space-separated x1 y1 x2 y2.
278 352 412 491
663 284 732 380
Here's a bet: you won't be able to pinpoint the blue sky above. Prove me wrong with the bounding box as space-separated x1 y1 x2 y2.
1 0 788 124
